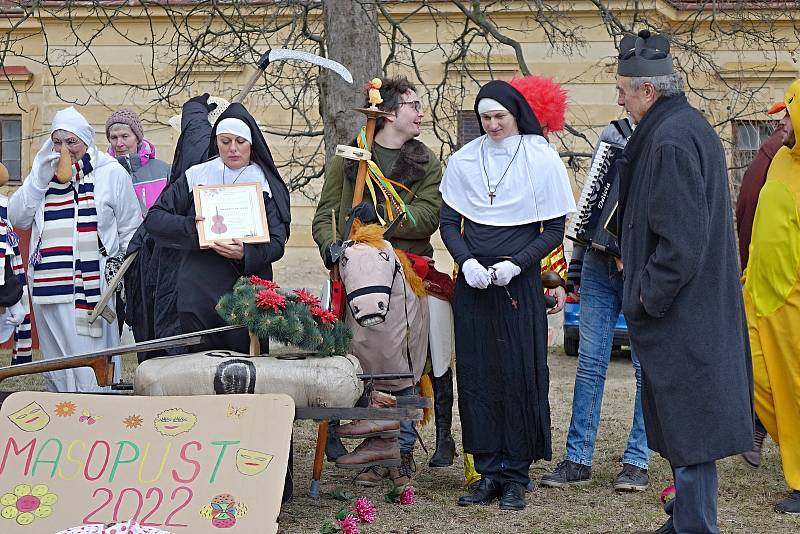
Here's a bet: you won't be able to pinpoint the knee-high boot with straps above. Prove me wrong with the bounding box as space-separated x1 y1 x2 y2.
429 368 457 467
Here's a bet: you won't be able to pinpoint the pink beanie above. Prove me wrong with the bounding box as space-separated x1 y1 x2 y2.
105 108 144 142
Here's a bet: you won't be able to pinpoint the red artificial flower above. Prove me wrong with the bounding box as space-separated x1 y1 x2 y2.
352 496 376 524
399 485 415 505
310 306 338 324
255 289 286 312
250 275 279 290
336 515 360 534
293 288 321 306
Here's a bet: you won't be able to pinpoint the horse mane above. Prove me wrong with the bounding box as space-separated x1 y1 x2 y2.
349 221 386 249
349 221 426 297
395 250 426 298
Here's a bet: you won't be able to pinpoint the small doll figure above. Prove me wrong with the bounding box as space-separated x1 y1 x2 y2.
368 78 383 106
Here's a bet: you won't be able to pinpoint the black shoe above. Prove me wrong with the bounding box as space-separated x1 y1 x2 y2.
498 482 526 511
429 369 457 468
775 491 800 514
457 477 502 506
614 463 649 492
540 460 591 488
633 519 676 534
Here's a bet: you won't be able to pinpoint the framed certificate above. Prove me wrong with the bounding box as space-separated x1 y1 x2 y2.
193 182 270 248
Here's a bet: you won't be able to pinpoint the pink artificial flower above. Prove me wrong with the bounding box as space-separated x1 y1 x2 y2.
336 515 360 534
353 496 376 524
660 483 676 504
293 288 321 306
250 275 279 290
255 289 286 312
399 485 415 505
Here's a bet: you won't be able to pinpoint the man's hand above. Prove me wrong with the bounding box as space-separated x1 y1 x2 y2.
462 259 491 289
547 286 567 315
5 301 25 326
490 260 522 287
210 238 245 260
614 257 624 272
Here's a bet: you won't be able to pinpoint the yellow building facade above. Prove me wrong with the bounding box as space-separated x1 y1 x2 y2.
0 1 796 284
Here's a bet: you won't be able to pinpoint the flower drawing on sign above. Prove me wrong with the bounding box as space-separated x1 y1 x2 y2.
54 401 76 417
7 402 50 432
123 414 144 429
199 494 248 529
1 484 57 526
154 408 197 436
78 410 102 425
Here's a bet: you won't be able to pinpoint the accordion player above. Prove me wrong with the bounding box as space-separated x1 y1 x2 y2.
566 118 633 257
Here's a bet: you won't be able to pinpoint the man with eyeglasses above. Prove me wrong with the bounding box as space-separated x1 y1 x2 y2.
9 107 141 393
312 75 451 488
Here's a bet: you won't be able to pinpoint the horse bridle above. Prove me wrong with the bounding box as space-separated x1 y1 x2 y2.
345 258 401 325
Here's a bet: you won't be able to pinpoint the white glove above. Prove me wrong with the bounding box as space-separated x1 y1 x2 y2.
34 153 61 188
462 258 492 289
5 301 25 326
489 260 522 286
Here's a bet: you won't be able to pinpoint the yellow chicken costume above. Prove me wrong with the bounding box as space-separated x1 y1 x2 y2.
744 79 800 506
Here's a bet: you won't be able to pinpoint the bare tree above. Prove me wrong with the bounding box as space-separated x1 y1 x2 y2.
0 0 796 199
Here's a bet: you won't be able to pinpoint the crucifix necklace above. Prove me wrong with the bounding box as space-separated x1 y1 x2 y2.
480 136 523 205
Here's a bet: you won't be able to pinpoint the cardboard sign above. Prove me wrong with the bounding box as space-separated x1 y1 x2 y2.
0 392 294 534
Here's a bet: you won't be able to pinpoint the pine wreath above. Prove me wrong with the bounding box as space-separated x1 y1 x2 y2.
216 276 351 356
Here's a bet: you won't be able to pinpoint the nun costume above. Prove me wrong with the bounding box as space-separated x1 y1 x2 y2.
144 103 291 353
440 80 575 510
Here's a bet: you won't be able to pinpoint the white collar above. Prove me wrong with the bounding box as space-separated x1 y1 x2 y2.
440 134 576 226
185 158 272 197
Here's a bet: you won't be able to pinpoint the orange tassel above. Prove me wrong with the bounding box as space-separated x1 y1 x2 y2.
419 373 433 426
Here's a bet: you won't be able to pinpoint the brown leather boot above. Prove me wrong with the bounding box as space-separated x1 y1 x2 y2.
335 436 401 469
336 419 401 439
741 421 767 468
389 452 416 487
354 466 390 487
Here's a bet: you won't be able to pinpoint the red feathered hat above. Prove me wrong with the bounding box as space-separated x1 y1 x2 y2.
509 76 568 137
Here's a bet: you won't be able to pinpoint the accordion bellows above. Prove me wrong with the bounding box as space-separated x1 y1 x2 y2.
135 352 364 408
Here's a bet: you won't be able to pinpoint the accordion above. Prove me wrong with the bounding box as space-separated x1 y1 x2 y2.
566 119 633 257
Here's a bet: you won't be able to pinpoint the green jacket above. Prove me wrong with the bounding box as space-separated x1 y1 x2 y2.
312 139 443 259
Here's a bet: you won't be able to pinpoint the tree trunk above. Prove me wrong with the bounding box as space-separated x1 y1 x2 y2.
318 0 382 164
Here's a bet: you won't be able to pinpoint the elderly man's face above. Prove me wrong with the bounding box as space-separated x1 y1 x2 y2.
616 76 657 124
51 130 88 164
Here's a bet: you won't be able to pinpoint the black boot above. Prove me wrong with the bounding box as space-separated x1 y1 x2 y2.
429 369 457 467
325 421 349 462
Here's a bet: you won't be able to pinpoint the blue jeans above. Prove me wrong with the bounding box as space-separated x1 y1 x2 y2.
564 249 650 469
394 384 417 454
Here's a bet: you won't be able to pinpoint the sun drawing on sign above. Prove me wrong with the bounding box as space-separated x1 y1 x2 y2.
54 401 76 417
124 414 143 429
226 404 247 419
1 484 57 526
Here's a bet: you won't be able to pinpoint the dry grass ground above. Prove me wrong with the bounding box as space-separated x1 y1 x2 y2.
1 349 796 533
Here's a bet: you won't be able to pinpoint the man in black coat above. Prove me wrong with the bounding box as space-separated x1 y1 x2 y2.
615 30 754 534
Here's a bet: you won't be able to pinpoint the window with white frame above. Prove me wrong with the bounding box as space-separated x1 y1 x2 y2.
0 116 22 184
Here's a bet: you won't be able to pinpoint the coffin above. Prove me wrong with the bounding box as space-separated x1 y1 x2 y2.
135 351 364 408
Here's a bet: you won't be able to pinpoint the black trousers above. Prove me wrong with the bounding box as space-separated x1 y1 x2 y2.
473 452 531 487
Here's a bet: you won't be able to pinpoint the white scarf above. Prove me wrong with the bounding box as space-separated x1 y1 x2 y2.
441 134 576 226
185 157 272 196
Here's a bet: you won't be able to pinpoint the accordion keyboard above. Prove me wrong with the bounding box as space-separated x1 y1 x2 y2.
566 141 621 244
